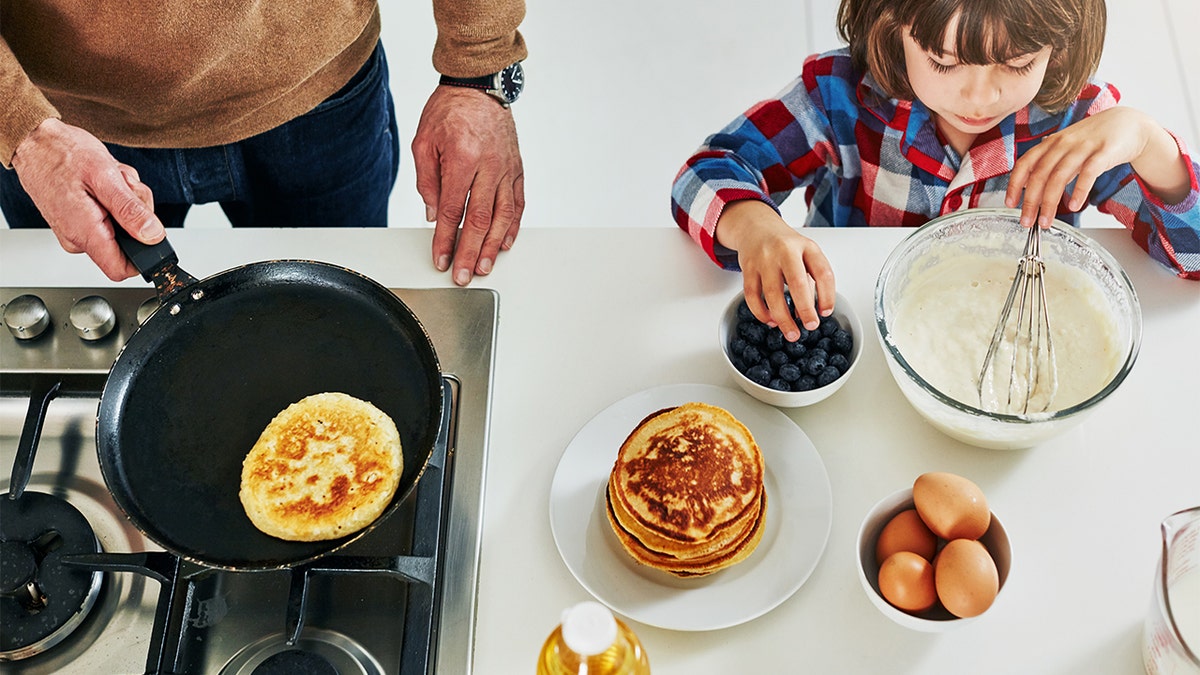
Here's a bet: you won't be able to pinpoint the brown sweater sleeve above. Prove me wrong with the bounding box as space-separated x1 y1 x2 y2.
0 38 59 168
431 0 528 77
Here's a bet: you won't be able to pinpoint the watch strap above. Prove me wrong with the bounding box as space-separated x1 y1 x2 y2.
438 62 521 107
439 73 495 90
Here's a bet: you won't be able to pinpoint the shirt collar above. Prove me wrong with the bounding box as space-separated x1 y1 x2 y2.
854 70 1067 185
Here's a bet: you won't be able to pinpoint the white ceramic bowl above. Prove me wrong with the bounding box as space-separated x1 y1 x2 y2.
719 290 863 408
874 208 1142 449
856 488 1012 632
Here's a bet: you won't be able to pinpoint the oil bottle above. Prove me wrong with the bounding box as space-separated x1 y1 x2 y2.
536 601 651 674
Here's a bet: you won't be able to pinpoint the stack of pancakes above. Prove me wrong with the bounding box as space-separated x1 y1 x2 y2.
605 402 766 577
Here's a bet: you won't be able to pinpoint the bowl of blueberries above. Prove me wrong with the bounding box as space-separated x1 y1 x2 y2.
719 289 862 408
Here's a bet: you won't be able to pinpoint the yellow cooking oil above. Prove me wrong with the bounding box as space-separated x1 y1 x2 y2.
536 601 650 674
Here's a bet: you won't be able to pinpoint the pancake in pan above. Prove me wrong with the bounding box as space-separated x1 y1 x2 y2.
239 392 403 542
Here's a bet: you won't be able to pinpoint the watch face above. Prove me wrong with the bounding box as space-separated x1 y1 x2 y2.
498 62 524 103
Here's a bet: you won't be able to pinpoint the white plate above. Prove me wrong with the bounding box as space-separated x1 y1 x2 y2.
549 383 833 631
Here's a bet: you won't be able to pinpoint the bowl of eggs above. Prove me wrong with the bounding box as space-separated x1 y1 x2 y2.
874 208 1141 449
856 472 1012 631
719 289 863 408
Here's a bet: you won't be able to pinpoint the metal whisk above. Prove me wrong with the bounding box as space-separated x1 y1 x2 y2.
977 225 1058 414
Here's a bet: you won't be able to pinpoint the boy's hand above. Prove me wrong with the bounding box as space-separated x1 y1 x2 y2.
1006 106 1190 228
715 200 835 342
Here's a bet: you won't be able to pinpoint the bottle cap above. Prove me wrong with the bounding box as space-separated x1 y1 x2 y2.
560 601 618 656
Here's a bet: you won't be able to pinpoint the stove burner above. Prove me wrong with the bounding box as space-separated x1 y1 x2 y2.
221 629 384 675
253 649 339 675
0 491 104 661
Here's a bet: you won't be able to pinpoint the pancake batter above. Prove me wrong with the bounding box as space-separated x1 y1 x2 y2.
891 253 1122 415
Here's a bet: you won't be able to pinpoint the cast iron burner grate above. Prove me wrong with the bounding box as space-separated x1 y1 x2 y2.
0 491 104 660
58 379 457 675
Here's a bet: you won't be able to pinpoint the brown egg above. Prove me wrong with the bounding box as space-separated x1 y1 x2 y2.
913 472 990 540
875 508 938 564
934 538 999 618
878 551 938 613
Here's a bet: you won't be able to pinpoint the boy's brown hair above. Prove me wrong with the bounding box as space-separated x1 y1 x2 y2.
837 0 1106 113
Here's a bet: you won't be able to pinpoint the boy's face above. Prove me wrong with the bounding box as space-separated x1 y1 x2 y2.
902 16 1051 150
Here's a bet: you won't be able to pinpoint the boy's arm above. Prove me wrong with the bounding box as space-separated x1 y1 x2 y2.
1091 132 1200 280
671 65 841 270
1128 123 1193 205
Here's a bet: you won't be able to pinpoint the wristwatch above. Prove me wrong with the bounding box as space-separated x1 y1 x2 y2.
439 61 524 107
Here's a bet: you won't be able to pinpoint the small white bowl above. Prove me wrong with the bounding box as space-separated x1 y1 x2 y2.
856 488 1012 632
719 290 863 408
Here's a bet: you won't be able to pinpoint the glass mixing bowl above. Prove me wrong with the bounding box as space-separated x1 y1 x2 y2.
874 208 1142 449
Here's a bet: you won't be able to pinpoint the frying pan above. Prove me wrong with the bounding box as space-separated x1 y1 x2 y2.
96 232 443 571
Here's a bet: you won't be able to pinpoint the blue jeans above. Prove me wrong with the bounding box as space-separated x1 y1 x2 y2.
1 43 399 229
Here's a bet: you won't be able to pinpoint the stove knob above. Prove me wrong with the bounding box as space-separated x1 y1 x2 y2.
69 295 117 341
3 294 51 340
137 297 160 325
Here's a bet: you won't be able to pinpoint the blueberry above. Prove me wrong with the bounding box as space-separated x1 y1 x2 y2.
815 336 833 354
784 340 807 359
738 321 767 345
804 351 828 376
831 329 853 354
819 316 840 337
795 375 817 391
736 301 755 322
769 350 790 368
765 329 785 352
778 363 802 382
731 355 746 372
802 325 821 345
816 365 841 387
828 353 851 374
768 378 792 392
745 364 772 386
729 336 748 357
741 344 763 365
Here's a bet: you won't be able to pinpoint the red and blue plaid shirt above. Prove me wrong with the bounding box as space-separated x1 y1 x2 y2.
672 48 1200 280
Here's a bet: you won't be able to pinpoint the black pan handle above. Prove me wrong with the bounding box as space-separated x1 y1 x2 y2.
114 227 199 301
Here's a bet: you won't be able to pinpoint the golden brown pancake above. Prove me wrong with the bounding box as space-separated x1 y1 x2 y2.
605 402 766 576
239 392 403 541
607 468 759 559
606 488 766 577
609 403 764 549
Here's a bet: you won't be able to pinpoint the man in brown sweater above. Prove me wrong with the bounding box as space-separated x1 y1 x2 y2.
0 0 527 286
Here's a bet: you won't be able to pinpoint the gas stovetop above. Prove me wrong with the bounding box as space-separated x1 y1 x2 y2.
0 286 497 675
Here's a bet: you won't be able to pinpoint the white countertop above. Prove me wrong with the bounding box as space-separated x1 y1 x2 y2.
2 226 1197 674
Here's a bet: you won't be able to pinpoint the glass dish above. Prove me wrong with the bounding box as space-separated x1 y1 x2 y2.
873 208 1142 449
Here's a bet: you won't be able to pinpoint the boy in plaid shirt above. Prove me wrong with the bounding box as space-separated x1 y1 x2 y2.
672 0 1199 343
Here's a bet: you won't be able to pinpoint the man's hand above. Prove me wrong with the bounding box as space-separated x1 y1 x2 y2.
11 118 164 280
411 85 524 286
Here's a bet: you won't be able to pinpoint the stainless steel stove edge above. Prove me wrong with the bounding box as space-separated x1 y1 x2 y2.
402 288 497 675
